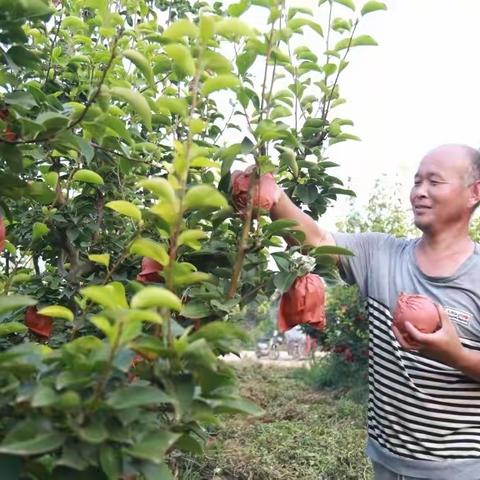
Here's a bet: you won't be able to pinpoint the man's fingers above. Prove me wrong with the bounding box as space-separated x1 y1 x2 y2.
393 325 412 349
393 324 421 350
403 321 427 343
434 303 449 329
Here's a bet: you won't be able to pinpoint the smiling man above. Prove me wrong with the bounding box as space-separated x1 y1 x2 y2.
270 144 480 480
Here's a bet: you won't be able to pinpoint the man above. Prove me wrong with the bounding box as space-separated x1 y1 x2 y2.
270 144 480 479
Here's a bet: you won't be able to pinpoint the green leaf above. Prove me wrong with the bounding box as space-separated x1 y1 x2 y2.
5 91 37 110
361 1 387 15
137 177 178 205
335 35 378 50
214 18 255 39
26 181 56 204
125 431 180 464
0 143 22 173
156 97 188 117
213 397 264 416
124 309 163 324
163 18 199 39
7 46 39 68
310 245 354 256
10 273 33 285
106 385 171 409
273 271 297 293
88 254 110 267
177 230 208 250
228 0 251 16
295 184 318 203
287 18 323 36
100 445 122 480
123 49 154 86
90 316 114 341
180 302 212 319
44 171 58 189
31 385 58 407
0 322 27 336
81 285 121 310
173 271 211 287
236 49 257 75
131 287 182 311
201 74 240 96
106 200 142 223
37 305 74 322
78 422 108 444
270 105 291 120
0 432 65 456
139 463 174 480
204 51 233 74
184 185 227 210
130 238 169 266
334 0 356 11
32 222 50 240
332 17 352 32
0 295 36 315
164 44 195 77
72 169 104 185
36 111 69 131
110 87 152 130
264 219 298 236
199 15 215 42
20 0 54 17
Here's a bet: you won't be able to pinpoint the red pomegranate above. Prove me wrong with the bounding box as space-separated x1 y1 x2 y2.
136 257 163 283
393 293 441 343
231 170 278 214
277 273 326 332
4 128 16 142
25 306 53 338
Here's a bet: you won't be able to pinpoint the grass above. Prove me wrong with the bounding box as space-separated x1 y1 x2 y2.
172 360 372 480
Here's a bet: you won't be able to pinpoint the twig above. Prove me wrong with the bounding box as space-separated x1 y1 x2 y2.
43 12 64 87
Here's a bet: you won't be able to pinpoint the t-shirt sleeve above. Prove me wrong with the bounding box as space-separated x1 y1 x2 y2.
331 232 391 298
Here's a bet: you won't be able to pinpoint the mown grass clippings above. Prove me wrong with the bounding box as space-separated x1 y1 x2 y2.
172 362 372 480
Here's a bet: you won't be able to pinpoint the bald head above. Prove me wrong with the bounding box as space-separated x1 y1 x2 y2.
425 144 480 185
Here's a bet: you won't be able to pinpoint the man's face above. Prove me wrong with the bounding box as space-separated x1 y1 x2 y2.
409 147 476 232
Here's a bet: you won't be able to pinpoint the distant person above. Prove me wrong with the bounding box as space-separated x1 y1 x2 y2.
284 325 307 357
269 144 480 480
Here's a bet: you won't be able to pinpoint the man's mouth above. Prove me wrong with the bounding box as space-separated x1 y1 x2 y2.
413 205 431 213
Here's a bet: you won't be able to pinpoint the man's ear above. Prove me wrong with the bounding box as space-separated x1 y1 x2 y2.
469 180 480 209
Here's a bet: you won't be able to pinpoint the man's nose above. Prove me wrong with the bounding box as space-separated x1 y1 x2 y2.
413 182 428 198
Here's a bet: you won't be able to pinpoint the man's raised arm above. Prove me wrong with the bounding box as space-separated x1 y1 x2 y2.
271 189 337 250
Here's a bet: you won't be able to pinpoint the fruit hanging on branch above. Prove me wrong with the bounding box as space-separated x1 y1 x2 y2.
277 273 326 332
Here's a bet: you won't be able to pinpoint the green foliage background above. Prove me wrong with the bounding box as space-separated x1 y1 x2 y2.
0 0 386 478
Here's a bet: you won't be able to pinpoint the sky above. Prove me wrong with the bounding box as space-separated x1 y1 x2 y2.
220 1 480 229
300 0 480 228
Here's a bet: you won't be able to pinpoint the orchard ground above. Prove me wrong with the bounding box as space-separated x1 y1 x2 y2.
173 359 371 480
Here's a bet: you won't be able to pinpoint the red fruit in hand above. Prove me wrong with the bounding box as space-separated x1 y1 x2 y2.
393 292 441 343
231 169 278 214
137 257 163 283
277 273 326 332
25 306 53 338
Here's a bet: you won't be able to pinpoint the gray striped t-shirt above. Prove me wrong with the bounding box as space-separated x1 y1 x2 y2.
333 232 480 480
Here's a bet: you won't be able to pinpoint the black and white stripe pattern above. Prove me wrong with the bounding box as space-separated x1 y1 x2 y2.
367 297 480 460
